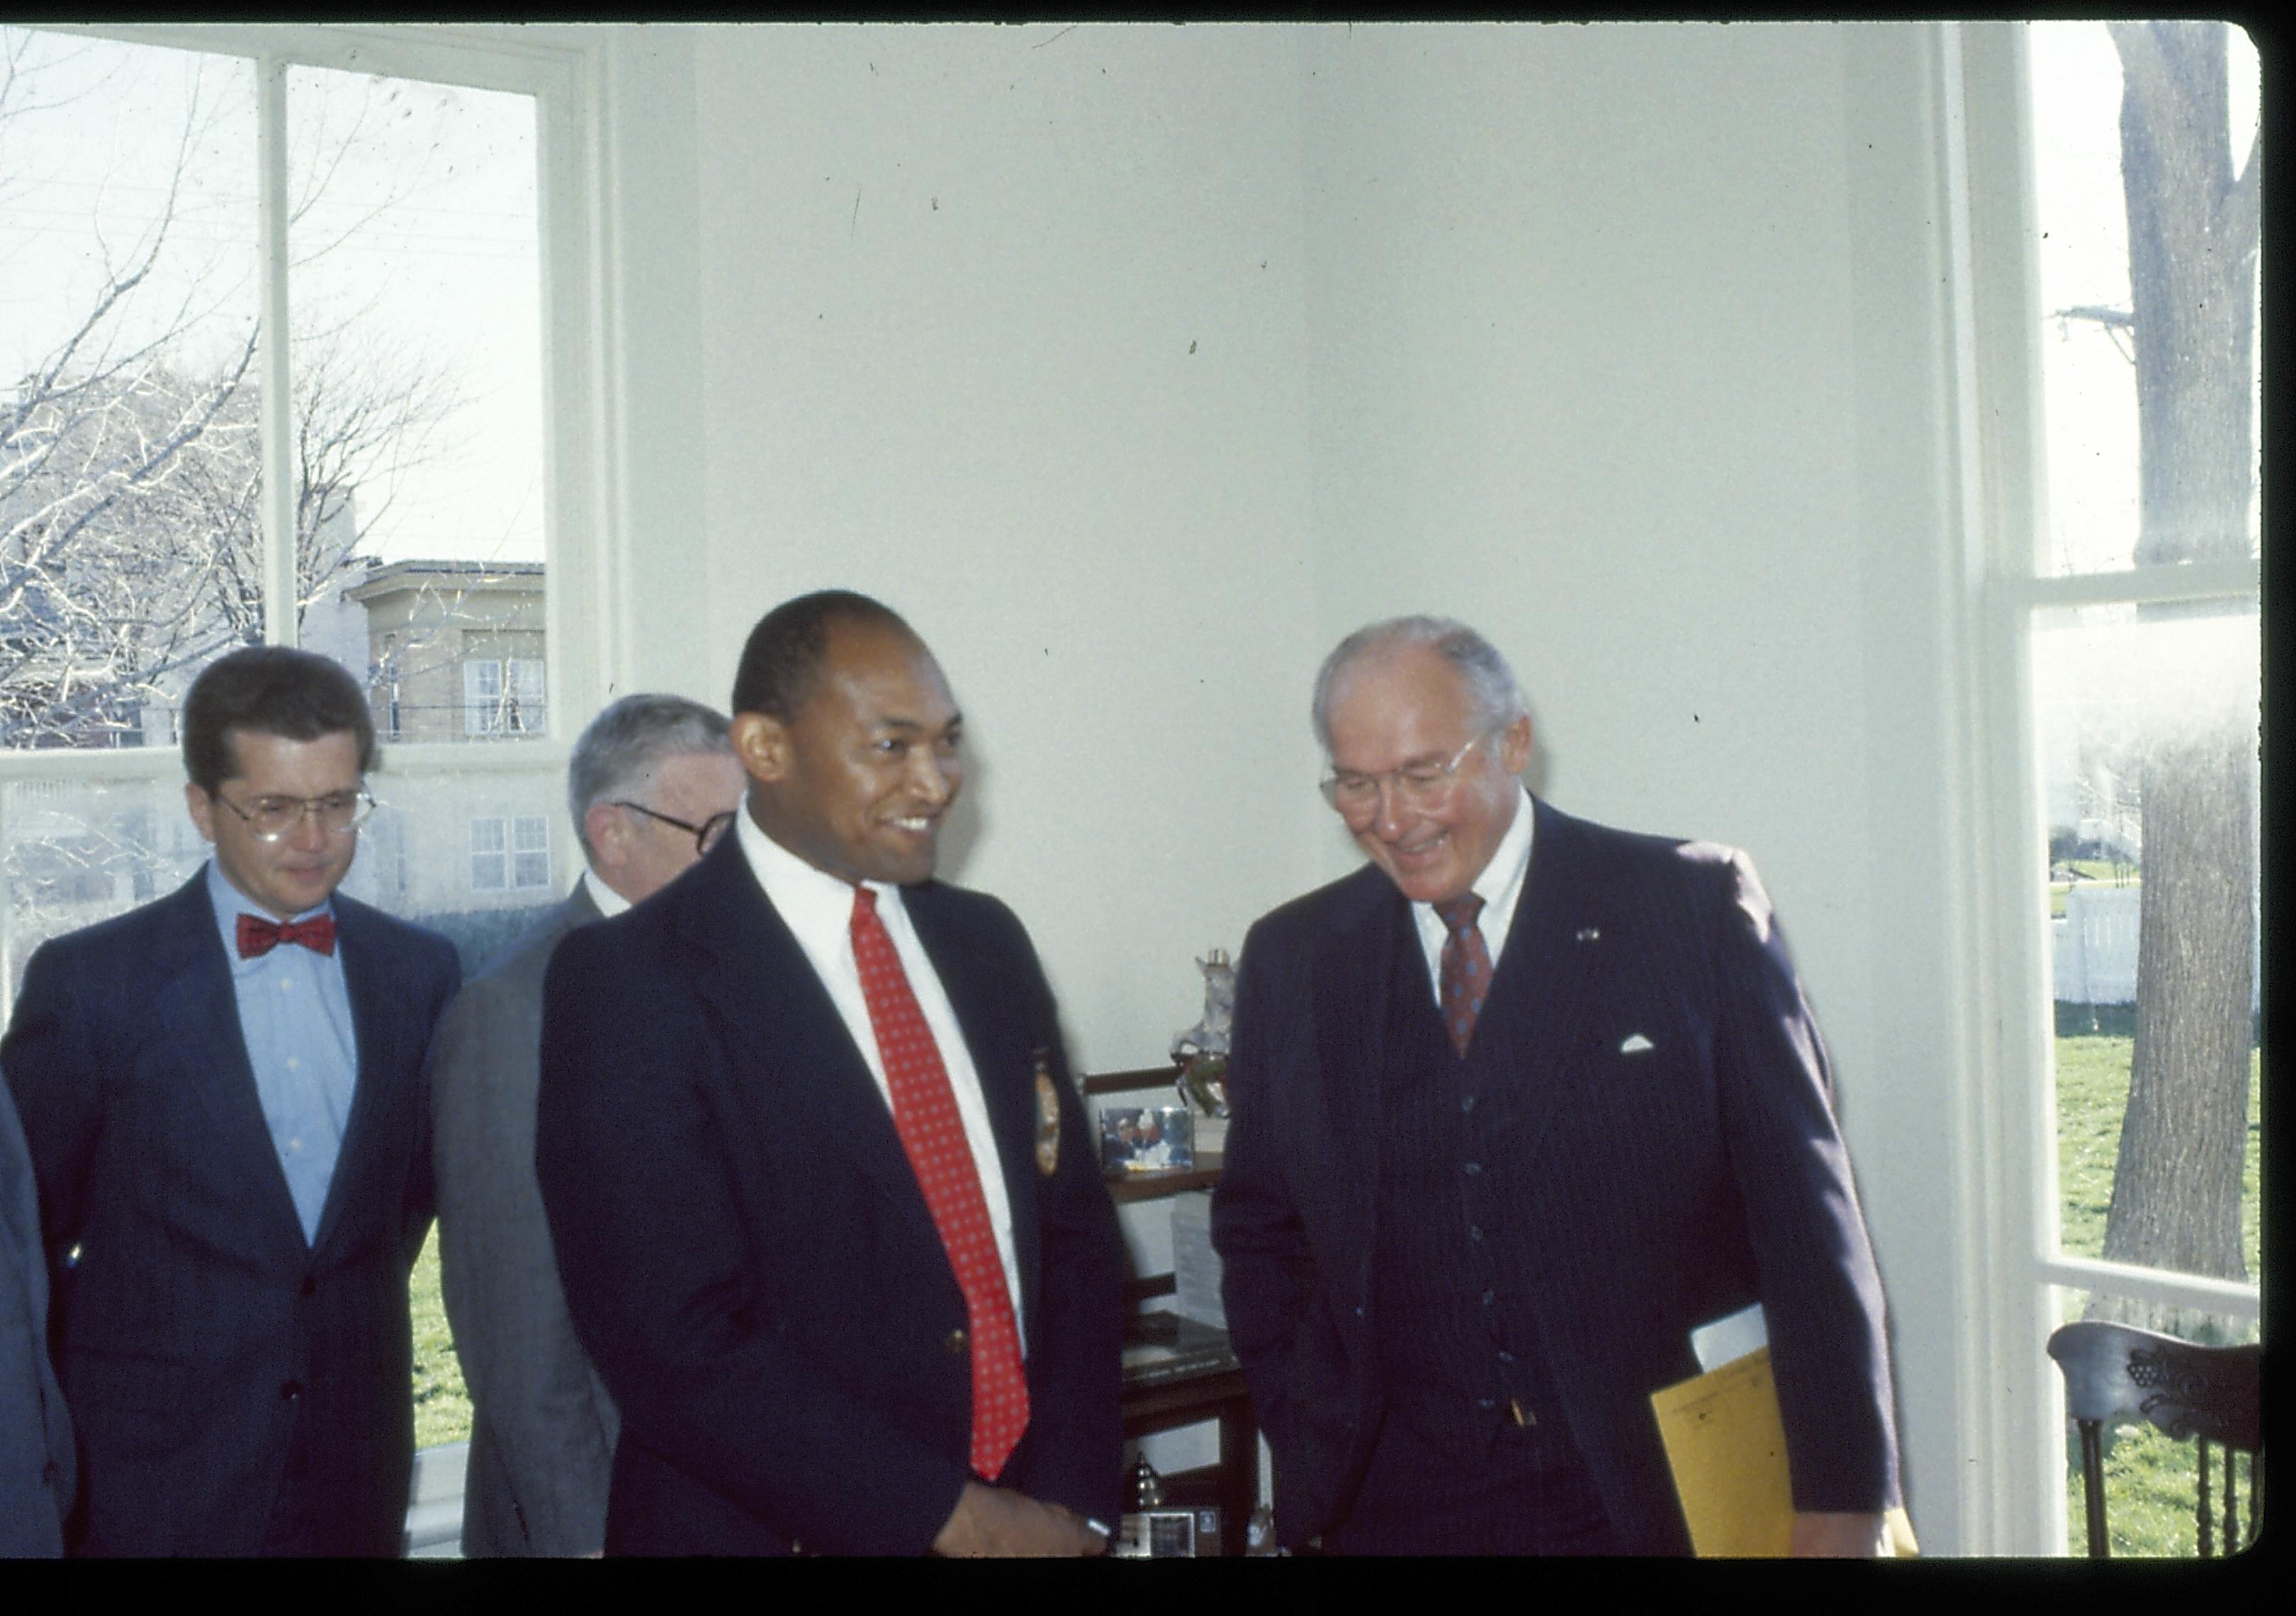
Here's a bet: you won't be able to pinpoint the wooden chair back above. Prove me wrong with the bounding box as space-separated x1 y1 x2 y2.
2047 1320 2261 1557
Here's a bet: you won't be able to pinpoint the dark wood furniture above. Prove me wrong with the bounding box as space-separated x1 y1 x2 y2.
1088 1065 1256 1556
2047 1320 2261 1557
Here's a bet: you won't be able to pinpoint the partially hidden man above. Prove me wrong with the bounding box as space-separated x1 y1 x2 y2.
536 591 1125 1556
1210 617 1903 1556
431 693 744 1556
3 646 460 1556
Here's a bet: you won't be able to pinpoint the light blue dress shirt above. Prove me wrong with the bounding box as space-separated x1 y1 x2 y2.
205 861 360 1246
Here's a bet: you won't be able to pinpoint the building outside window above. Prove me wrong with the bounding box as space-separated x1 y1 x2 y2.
0 26 585 1007
469 814 551 893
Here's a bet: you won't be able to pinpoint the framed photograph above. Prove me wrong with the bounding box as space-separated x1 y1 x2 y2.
1098 1106 1194 1173
1112 1508 1219 1559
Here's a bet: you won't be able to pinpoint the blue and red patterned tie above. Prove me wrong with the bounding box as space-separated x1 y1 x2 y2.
1436 894 1490 1057
849 885 1030 1480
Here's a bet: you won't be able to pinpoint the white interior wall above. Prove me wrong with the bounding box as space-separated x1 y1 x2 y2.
691 24 1326 1077
1290 22 1976 1551
612 20 1985 1549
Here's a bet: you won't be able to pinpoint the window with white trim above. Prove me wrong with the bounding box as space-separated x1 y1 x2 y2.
1971 21 2260 1558
0 24 590 1015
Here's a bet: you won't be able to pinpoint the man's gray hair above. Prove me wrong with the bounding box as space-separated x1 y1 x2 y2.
1310 615 1529 751
568 692 735 863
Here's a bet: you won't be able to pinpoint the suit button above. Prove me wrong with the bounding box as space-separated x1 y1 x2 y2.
944 1328 968 1354
300 1274 317 1296
281 1380 303 1401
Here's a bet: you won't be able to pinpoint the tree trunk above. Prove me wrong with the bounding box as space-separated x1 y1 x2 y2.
2091 21 2258 1302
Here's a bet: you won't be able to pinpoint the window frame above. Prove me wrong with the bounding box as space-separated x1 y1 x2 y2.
0 23 611 1009
1953 22 2261 1556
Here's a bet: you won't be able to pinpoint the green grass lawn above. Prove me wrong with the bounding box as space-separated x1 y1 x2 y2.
410 1224 471 1451
2054 1033 2263 1556
2048 863 2137 918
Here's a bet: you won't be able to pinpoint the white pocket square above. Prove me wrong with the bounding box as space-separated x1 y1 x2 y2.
1619 1033 1655 1055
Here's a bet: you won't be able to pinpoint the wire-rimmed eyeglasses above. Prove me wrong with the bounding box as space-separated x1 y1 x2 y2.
1319 735 1485 817
210 789 377 842
615 800 737 855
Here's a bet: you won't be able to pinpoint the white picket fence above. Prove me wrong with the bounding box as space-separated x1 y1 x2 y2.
2052 883 2261 1009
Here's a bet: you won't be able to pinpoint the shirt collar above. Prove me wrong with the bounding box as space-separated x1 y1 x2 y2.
581 865 632 919
204 858 333 958
1407 782 1535 932
1473 784 1536 912
734 804 905 936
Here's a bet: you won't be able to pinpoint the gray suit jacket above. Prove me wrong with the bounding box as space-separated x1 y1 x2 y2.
1 1084 74 1556
432 884 620 1556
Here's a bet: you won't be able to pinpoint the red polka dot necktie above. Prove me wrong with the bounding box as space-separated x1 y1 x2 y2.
849 885 1030 1480
1436 894 1491 1057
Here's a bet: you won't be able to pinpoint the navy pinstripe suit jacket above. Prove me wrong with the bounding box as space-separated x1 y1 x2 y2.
1211 797 1900 1553
3 871 458 1556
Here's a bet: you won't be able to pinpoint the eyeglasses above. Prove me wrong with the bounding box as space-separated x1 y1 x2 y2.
615 800 737 855
1319 735 1485 817
210 789 376 842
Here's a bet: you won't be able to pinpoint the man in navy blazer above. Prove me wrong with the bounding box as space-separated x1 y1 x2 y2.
537 591 1124 1556
1211 616 1901 1556
4 646 460 1556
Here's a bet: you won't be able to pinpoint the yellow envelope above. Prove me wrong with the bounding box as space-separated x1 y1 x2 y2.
1652 1347 1795 1556
1650 1349 1918 1557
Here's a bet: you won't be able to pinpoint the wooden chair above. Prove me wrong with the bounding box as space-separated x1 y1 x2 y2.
2047 1320 2261 1557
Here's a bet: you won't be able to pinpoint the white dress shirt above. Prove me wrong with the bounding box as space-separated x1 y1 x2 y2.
581 865 631 919
1409 784 1536 1001
733 810 1025 1342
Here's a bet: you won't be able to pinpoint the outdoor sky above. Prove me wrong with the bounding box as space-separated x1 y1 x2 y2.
1 23 2261 579
0 26 543 567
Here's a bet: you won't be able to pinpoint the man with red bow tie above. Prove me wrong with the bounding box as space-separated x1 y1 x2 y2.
3 646 461 1556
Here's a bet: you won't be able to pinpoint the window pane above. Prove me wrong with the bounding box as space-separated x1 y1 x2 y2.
2035 604 2260 1286
284 66 548 740
0 30 261 750
512 812 549 889
1 764 568 1006
353 773 560 965
2053 1286 2258 1559
468 814 505 891
2029 23 2261 577
1 778 205 996
462 656 503 737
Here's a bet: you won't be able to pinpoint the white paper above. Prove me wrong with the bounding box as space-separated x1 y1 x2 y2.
1691 1302 1769 1372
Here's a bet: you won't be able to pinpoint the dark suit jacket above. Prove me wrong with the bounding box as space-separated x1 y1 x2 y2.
1211 798 1900 1553
535 836 1126 1556
432 882 620 1556
1 1082 74 1556
1 869 460 1556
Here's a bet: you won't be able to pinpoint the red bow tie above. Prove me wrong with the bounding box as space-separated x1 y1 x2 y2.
236 912 337 959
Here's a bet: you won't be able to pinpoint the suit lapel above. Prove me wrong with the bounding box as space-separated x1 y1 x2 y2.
680 839 920 1211
1314 871 1405 1144
152 875 308 1258
313 896 414 1253
1479 798 1611 1161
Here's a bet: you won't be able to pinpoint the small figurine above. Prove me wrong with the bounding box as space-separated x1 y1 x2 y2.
1171 948 1234 1118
